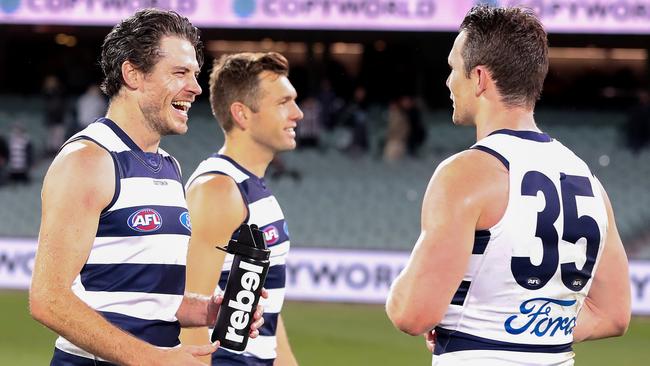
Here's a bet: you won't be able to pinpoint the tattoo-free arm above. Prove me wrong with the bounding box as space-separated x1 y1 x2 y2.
180 174 246 364
573 182 631 342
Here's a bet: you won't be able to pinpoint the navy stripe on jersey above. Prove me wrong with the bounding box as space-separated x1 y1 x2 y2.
473 230 491 255
81 263 185 294
213 348 274 365
259 219 289 247
489 129 552 143
215 154 272 204
472 145 509 170
114 151 181 180
451 280 471 306
259 313 279 336
51 348 115 366
101 311 181 347
239 178 272 205
219 264 286 290
97 205 190 237
433 327 572 355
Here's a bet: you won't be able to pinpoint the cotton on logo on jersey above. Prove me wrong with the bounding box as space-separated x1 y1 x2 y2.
127 209 162 232
263 225 279 245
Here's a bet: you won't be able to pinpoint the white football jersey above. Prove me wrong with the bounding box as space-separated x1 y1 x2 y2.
433 129 608 366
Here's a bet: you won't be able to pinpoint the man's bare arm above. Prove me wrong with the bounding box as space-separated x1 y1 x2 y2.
573 182 631 342
386 151 506 335
180 174 246 364
274 315 298 366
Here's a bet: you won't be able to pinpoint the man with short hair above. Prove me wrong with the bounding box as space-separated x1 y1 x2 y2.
386 6 631 365
181 52 302 365
30 9 262 365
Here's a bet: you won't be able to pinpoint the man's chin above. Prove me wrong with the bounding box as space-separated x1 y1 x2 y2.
451 113 472 127
163 122 189 136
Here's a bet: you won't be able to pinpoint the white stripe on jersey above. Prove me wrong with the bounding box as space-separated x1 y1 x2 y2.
55 337 177 362
216 335 279 360
111 178 186 210
248 196 285 225
185 157 249 187
71 289 182 321
256 288 286 314
68 123 130 152
432 349 575 366
87 234 189 265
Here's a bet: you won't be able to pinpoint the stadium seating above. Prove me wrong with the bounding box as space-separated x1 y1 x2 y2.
0 99 648 258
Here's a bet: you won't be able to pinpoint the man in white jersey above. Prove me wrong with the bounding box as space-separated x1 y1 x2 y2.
30 9 263 366
386 5 631 365
180 52 302 365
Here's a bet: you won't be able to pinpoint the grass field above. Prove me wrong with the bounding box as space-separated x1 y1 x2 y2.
2 290 649 365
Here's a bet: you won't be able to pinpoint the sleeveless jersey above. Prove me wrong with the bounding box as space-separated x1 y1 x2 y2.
186 154 290 365
433 129 608 366
51 118 191 365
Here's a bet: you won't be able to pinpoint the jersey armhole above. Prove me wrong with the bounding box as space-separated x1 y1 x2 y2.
188 171 251 224
63 136 121 215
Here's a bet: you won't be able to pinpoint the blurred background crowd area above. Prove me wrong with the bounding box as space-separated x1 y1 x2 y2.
0 1 649 259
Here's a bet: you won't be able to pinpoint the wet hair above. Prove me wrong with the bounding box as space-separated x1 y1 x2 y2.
100 8 203 98
209 52 289 132
460 5 549 109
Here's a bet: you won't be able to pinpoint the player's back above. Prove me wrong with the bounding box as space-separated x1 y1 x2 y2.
433 129 608 366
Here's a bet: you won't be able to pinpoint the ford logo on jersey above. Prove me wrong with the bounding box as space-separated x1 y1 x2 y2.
263 225 279 245
504 297 577 337
128 208 163 232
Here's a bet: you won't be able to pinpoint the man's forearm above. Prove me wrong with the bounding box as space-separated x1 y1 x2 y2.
573 297 626 343
177 293 211 328
31 290 159 365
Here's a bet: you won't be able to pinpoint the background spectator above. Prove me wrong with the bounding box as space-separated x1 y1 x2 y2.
75 83 108 132
623 89 650 154
42 75 66 155
297 96 323 149
0 133 8 186
7 123 33 184
383 99 410 162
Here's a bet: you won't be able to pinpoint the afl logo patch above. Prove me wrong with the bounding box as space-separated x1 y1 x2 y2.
128 208 162 232
263 225 280 245
179 211 191 231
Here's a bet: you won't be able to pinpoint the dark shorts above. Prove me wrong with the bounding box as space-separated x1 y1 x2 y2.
212 348 274 366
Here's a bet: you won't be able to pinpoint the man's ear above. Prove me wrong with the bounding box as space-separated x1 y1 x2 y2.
121 60 141 91
230 102 251 130
473 65 490 97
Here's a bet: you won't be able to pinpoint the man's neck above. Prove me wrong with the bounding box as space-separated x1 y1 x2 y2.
219 137 273 178
105 99 161 153
474 104 539 141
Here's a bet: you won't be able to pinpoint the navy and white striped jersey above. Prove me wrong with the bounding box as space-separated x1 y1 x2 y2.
432 129 608 366
186 154 290 365
51 118 191 365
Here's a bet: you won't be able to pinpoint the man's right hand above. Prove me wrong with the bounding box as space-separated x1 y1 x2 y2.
157 342 219 365
425 330 436 353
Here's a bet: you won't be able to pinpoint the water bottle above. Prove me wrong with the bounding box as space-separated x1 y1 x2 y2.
212 223 270 351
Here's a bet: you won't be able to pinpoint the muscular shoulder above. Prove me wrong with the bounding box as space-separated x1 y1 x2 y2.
427 149 508 229
434 149 507 195
42 140 115 213
186 173 246 223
